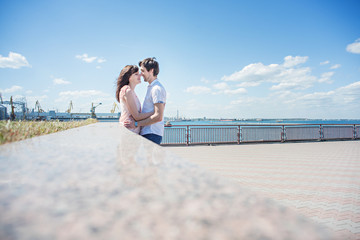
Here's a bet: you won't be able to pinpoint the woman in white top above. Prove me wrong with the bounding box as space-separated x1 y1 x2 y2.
116 65 153 133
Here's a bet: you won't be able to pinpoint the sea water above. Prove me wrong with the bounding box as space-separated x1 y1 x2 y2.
167 119 360 126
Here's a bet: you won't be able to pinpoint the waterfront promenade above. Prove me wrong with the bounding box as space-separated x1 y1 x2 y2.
168 140 360 239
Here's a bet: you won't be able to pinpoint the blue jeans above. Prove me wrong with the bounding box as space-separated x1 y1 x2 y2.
142 134 162 144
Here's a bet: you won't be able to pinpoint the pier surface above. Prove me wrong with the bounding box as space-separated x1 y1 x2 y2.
0 122 333 239
168 140 360 239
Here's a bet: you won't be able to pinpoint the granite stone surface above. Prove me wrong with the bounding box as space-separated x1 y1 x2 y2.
0 122 334 239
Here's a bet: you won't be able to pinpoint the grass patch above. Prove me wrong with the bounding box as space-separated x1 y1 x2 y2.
0 118 97 145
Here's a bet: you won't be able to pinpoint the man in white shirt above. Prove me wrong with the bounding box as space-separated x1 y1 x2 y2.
136 57 166 144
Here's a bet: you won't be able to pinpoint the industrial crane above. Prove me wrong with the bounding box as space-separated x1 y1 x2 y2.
90 102 102 118
66 100 73 113
110 102 119 113
35 100 44 113
10 96 16 120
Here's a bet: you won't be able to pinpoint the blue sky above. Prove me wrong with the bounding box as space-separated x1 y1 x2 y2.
1 0 360 119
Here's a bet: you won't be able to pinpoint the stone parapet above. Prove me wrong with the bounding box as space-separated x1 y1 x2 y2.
0 122 333 239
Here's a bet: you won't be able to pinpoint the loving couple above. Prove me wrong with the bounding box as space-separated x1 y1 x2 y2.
115 57 166 145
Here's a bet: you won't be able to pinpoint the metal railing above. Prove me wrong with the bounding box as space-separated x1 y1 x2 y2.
161 124 360 145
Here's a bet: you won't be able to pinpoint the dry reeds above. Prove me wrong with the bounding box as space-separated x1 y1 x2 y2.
0 119 97 145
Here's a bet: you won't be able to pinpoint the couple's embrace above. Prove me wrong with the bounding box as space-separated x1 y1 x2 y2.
116 57 166 145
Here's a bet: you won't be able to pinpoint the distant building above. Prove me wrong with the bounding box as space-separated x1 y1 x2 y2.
0 105 7 120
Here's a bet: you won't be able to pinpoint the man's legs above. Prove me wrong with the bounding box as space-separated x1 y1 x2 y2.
142 134 162 144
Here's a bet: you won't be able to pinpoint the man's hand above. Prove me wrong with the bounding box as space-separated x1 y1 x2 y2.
124 119 136 129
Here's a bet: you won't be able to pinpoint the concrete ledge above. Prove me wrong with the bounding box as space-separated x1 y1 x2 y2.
0 122 333 239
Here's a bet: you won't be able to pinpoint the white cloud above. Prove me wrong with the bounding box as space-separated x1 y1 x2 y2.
76 53 106 64
319 72 334 83
346 38 360 54
200 77 210 84
213 82 228 90
55 90 110 106
222 62 279 82
237 82 260 87
270 67 317 90
282 56 308 68
58 90 106 98
76 53 97 63
223 88 247 95
335 81 360 103
226 81 360 118
222 55 332 91
270 82 304 91
0 85 23 93
0 52 31 69
320 60 330 65
97 58 106 63
187 81 247 96
330 64 341 69
185 86 211 95
182 56 358 118
294 91 335 106
230 96 264 106
287 81 360 107
320 61 340 70
53 78 71 85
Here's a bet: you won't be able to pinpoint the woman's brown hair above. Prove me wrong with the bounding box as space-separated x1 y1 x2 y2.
116 65 139 102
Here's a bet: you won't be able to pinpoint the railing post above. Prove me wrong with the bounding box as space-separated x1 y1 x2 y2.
319 124 323 141
353 125 356 140
186 125 190 146
237 126 241 144
281 125 285 142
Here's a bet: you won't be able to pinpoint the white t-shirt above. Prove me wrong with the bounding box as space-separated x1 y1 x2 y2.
140 79 166 136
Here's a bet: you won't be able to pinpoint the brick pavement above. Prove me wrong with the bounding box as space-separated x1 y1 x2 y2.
167 141 360 240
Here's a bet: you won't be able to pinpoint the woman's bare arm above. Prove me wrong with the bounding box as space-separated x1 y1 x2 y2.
123 89 153 121
137 103 165 127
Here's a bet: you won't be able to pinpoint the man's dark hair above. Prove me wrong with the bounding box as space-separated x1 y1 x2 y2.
139 57 159 77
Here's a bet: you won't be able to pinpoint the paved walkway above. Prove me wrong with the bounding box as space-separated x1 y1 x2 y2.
167 141 360 240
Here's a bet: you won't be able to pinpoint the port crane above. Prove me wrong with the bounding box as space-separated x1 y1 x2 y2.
66 101 73 113
110 102 119 113
90 102 102 118
10 96 16 120
35 100 44 113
